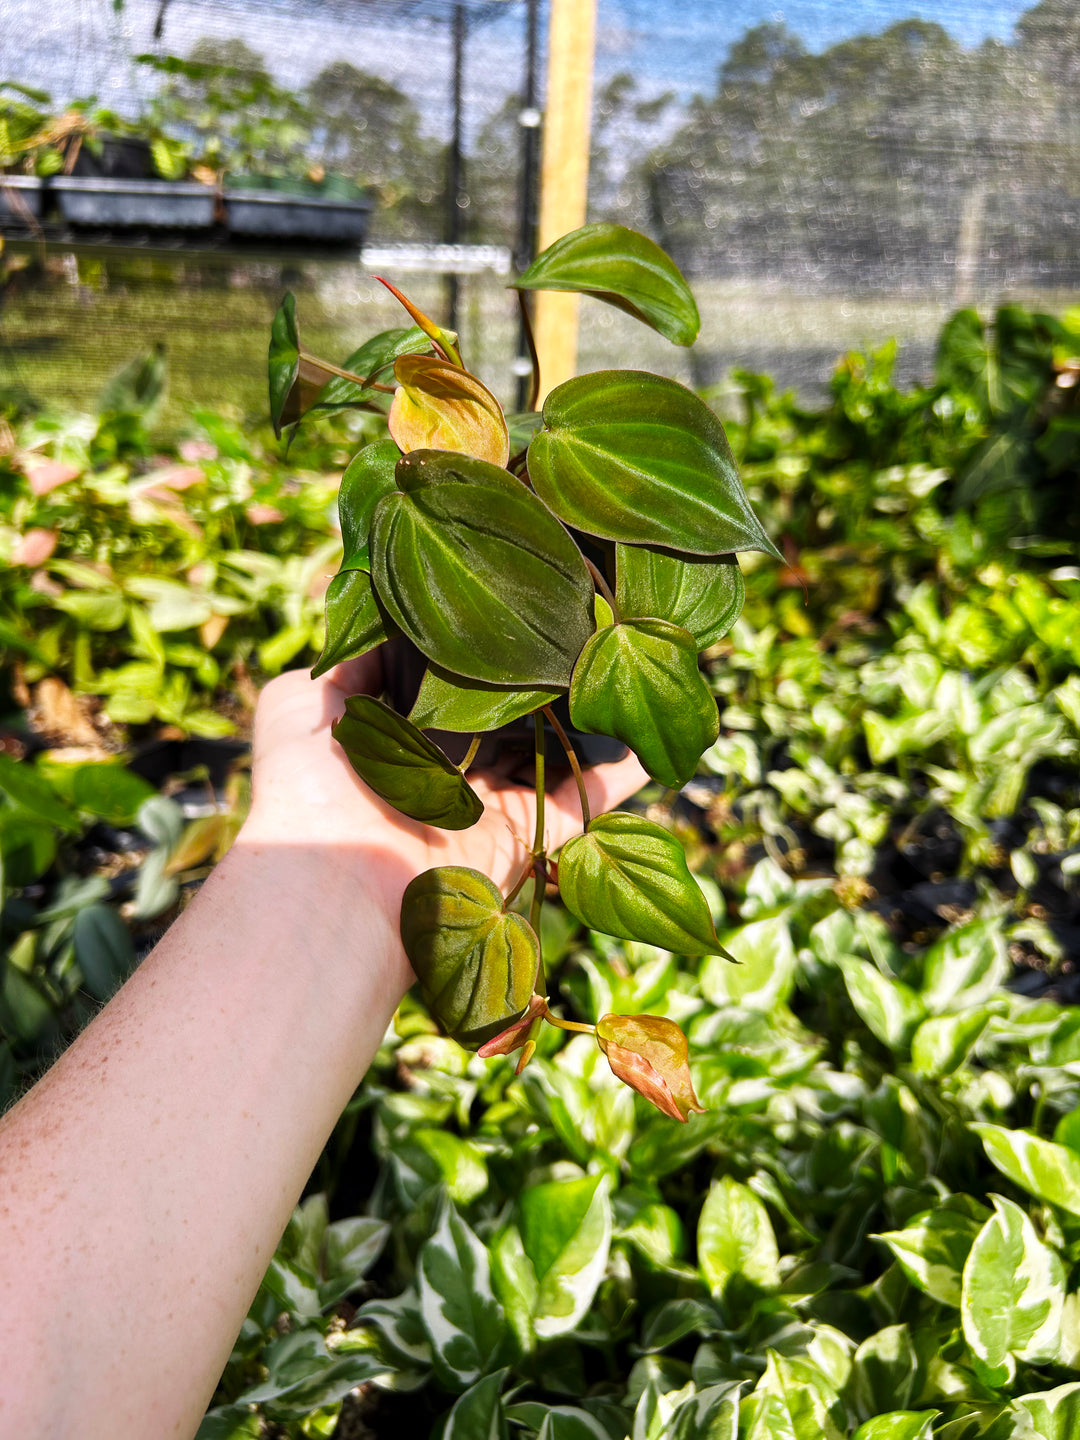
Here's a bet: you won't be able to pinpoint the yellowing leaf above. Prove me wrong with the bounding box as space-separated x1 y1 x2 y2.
389 356 509 467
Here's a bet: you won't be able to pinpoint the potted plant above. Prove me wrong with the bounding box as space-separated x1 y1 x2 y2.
224 170 370 243
267 223 781 1117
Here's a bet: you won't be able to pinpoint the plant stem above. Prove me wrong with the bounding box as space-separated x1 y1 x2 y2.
517 290 541 413
543 706 591 829
540 1000 596 1036
584 558 618 618
297 351 395 394
504 857 534 907
529 712 547 989
531 711 546 859
459 735 481 772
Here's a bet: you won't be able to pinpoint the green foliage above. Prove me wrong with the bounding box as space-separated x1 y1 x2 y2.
512 222 701 346
274 228 765 1143
528 370 778 557
569 619 720 787
401 868 538 1048
0 363 370 733
6 223 1080 1437
369 450 595 688
557 813 726 956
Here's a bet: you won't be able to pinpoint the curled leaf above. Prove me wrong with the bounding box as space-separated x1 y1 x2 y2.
596 1012 704 1122
375 276 462 364
389 355 509 467
401 867 540 1048
569 618 719 788
331 695 482 830
512 222 700 346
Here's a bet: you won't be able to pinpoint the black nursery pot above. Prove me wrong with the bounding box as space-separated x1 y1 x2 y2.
381 636 626 773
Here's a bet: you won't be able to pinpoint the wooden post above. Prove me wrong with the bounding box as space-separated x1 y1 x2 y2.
534 0 597 403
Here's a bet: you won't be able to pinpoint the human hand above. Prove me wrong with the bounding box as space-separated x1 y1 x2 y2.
244 652 648 922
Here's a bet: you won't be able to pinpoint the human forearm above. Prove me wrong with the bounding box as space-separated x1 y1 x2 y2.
0 832 411 1439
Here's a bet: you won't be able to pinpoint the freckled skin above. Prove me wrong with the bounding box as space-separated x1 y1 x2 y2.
0 654 645 1439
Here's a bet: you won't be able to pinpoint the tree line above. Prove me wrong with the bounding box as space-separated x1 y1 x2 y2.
163 1 1080 293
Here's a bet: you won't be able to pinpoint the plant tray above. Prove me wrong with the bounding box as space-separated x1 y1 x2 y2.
1 175 45 221
51 177 216 229
223 188 371 243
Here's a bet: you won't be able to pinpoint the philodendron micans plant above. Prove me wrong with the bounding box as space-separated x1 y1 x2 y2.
268 223 781 1121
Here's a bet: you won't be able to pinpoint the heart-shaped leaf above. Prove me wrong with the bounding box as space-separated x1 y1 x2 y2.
389 355 509 467
338 440 399 572
615 545 744 648
557 811 727 955
370 449 594 687
410 663 560 734
400 866 539 1047
311 569 396 679
528 371 781 558
512 222 700 346
331 695 482 830
315 326 430 416
569 619 718 788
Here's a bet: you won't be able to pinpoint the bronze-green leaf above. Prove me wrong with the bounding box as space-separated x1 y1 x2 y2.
569 619 718 788
338 440 400 572
400 866 539 1047
331 695 482 830
557 811 726 955
311 569 396 679
528 371 781 558
370 449 594 687
410 663 560 734
512 222 700 346
615 545 745 647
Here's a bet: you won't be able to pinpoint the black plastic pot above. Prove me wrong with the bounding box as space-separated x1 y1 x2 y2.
223 184 370 243
382 636 625 773
71 135 155 180
51 176 216 229
0 175 44 225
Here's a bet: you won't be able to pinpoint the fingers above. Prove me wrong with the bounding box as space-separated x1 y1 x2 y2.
326 650 384 699
252 652 384 759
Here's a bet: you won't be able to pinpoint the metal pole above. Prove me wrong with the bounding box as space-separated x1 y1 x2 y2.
445 1 466 336
514 0 541 410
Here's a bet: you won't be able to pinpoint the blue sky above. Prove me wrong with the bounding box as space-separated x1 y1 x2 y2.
601 0 1029 97
0 0 1039 134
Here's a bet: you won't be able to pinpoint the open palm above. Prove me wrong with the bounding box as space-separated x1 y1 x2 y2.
246 652 648 916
